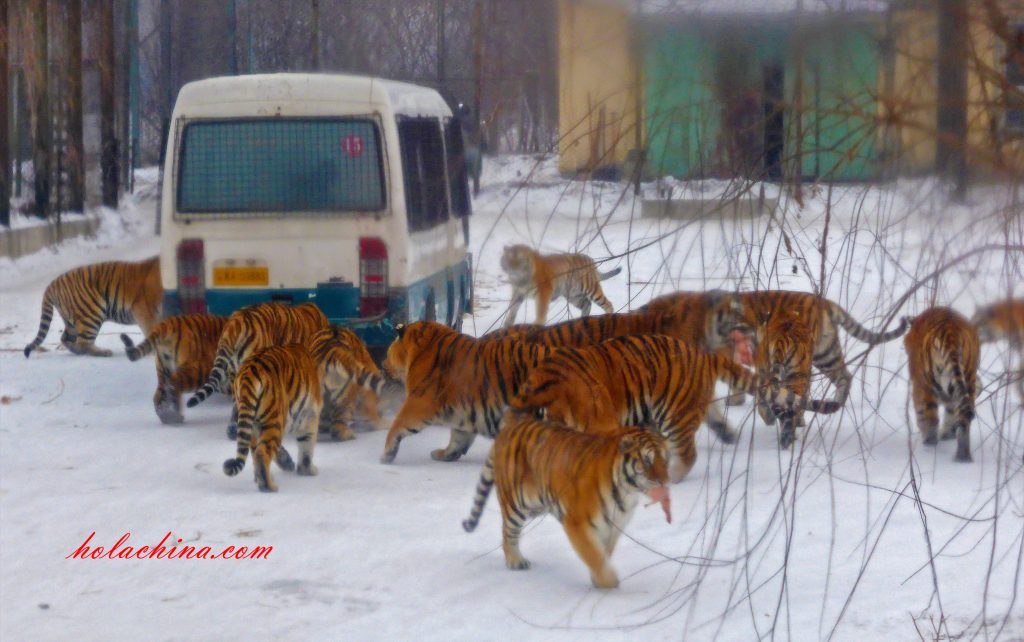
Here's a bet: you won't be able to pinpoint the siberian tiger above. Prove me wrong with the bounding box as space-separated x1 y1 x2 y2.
500 244 621 327
306 325 390 441
972 298 1024 399
186 302 329 438
462 415 672 589
223 343 322 492
484 292 750 438
905 307 979 463
755 307 843 448
647 290 908 410
511 334 804 483
24 256 162 358
379 321 550 464
120 313 227 425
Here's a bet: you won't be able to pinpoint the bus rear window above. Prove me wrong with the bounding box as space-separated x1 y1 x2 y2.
176 118 385 215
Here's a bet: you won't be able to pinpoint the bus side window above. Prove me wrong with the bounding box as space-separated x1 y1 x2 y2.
444 117 472 221
398 118 448 232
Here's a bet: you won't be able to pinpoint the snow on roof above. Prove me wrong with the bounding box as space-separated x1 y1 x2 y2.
636 0 889 14
175 73 451 119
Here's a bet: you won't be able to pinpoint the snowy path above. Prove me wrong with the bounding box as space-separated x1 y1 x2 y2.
1 159 1022 641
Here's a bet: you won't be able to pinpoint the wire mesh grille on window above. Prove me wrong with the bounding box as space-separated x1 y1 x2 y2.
177 119 385 214
398 118 449 232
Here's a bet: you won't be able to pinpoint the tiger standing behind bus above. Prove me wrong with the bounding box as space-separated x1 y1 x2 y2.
120 313 227 425
186 302 329 438
500 244 621 327
24 257 162 358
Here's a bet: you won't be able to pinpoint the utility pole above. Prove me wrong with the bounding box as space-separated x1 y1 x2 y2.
937 0 969 200
472 0 482 133
30 0 50 219
99 0 118 208
311 0 320 70
437 0 445 91
67 0 84 213
1 0 9 226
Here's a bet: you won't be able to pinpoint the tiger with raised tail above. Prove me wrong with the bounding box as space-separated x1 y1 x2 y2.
223 344 323 492
24 256 162 358
511 334 804 483
462 415 671 589
500 244 621 327
647 290 908 410
379 321 550 464
972 298 1024 400
905 307 979 462
754 306 843 448
306 326 390 441
120 313 227 425
186 302 329 438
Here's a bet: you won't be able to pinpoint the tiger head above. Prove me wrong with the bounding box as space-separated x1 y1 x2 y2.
756 309 814 398
617 427 671 492
382 321 454 382
706 291 753 351
971 299 1023 344
500 244 536 283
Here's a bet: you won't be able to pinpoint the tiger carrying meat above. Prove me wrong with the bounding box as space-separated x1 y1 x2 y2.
905 307 979 463
186 302 329 438
754 307 843 448
500 244 621 327
120 313 228 425
24 256 162 358
511 334 805 483
223 343 323 492
484 291 751 442
379 321 550 464
648 290 908 413
462 415 672 589
306 325 390 441
971 297 1024 400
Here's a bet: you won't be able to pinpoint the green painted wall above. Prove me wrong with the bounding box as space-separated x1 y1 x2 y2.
642 19 881 181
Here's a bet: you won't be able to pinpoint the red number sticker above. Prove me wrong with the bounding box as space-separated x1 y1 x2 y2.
341 134 365 159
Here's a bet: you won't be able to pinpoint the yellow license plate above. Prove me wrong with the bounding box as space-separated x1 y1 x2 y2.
213 266 269 287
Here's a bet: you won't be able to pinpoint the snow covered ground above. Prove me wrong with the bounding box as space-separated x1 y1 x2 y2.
1 158 1022 641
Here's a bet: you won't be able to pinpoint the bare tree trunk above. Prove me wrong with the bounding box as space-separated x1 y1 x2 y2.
99 0 118 208
310 0 319 70
66 0 84 213
937 0 968 200
1 0 10 226
30 0 50 219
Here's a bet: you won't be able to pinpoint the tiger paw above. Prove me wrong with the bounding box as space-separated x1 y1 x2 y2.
954 448 973 463
330 426 356 442
939 428 957 441
922 431 938 446
430 448 464 462
156 405 185 425
591 570 620 589
505 558 531 571
297 463 319 476
223 459 245 476
379 450 397 464
779 431 795 449
275 449 295 472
